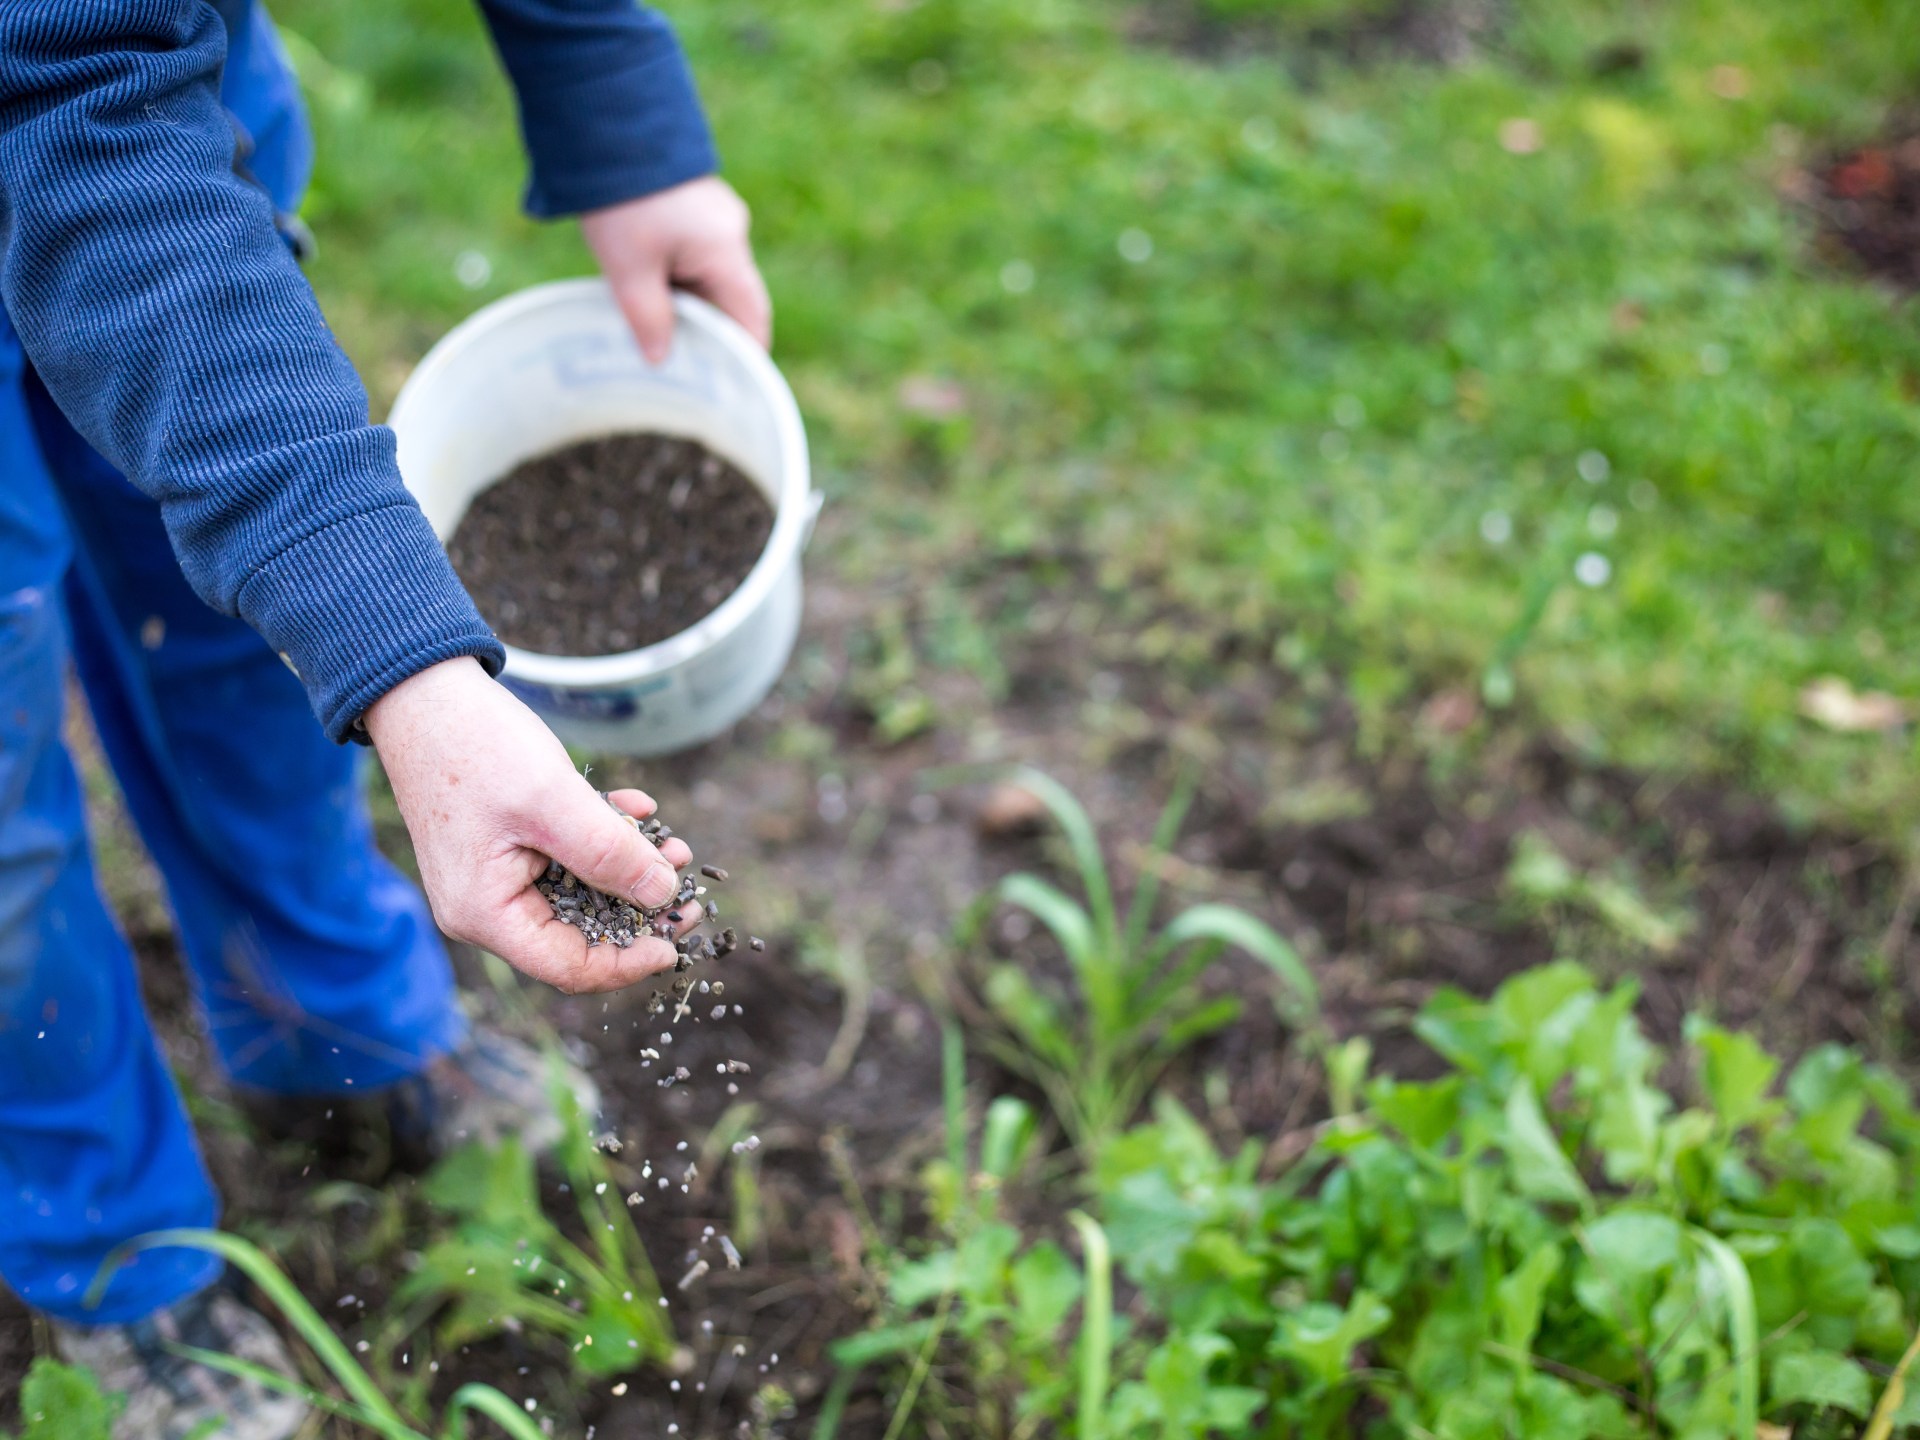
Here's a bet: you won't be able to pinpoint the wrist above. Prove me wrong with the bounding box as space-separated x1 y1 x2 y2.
363 656 490 746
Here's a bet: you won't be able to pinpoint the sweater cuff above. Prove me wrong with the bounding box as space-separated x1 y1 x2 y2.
517 43 718 218
236 502 506 742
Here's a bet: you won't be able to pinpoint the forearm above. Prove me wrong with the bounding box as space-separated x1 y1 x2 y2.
474 0 717 217
0 0 501 739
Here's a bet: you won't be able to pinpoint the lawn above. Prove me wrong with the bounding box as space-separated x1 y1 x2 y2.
286 0 1920 838
11 0 1920 1435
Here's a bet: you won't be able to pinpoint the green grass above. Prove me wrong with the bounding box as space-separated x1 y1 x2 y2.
281 0 1920 836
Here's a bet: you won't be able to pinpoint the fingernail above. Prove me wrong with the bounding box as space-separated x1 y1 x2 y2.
632 860 676 908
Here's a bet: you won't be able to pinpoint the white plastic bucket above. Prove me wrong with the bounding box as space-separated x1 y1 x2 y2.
388 279 814 756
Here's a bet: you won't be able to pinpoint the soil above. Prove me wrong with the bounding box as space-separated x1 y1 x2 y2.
6 528 1919 1434
1812 120 1920 290
446 433 774 657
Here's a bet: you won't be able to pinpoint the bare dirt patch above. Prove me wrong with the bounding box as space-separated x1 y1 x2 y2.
1808 116 1920 290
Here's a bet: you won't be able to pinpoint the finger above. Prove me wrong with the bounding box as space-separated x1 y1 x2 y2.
535 780 679 910
469 891 682 994
657 894 705 940
604 789 690 868
685 246 772 351
612 270 677 365
607 788 658 821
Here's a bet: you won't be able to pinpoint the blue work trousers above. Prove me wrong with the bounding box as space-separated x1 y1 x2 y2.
0 315 466 1325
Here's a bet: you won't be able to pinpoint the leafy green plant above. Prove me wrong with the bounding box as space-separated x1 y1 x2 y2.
965 767 1321 1150
822 1052 1106 1440
388 1072 678 1380
89 1229 551 1439
2 1359 120 1440
849 960 1920 1438
1089 961 1920 1438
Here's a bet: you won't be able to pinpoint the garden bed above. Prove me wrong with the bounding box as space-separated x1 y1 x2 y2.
7 540 1916 1434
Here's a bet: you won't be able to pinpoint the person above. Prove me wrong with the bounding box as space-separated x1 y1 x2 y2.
0 1 771 1434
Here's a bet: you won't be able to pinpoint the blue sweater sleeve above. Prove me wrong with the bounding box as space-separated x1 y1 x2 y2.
0 1 505 743
475 0 718 218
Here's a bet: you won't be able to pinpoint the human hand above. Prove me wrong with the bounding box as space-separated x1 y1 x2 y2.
363 657 697 993
581 175 772 364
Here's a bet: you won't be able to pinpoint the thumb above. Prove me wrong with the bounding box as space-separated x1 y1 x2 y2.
538 782 680 912
613 268 677 365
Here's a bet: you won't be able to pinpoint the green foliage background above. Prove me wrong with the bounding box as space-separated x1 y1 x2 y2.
281 0 1920 837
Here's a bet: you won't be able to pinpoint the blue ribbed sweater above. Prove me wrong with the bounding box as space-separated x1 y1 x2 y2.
0 1 717 740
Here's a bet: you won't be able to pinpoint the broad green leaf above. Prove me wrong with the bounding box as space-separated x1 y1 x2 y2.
1788 1043 1865 1114
1860 1286 1911 1357
1491 957 1595 1032
574 1292 659 1378
1688 1019 1779 1132
1370 1075 1461 1150
1875 1225 1920 1260
1770 1349 1872 1416
1497 1242 1563 1358
890 1249 960 1308
1502 1084 1590 1208
1574 1210 1683 1337
1591 1069 1668 1183
1791 1217 1875 1325
12 1360 121 1440
1010 1241 1083 1344
1413 988 1504 1076
1273 1290 1391 1387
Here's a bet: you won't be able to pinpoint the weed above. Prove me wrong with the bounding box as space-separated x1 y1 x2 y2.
89 1229 552 1439
962 767 1321 1150
390 1071 679 1381
1 1359 120 1440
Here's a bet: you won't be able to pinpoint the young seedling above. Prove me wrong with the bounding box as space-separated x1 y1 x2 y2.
966 766 1324 1152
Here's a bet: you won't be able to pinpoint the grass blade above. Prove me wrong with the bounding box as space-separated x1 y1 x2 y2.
1159 904 1321 1031
92 1228 406 1428
1004 768 1118 946
1130 937 1228 1019
1864 1325 1920 1440
1121 767 1198 961
943 1022 968 1178
812 1366 859 1440
1000 872 1124 1038
1692 1229 1759 1440
443 1383 556 1440
160 1342 413 1437
1068 1211 1112 1440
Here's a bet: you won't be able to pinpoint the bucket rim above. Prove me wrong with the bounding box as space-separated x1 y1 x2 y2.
388 277 812 691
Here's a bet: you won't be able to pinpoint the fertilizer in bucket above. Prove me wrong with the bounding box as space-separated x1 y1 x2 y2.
445 433 774 658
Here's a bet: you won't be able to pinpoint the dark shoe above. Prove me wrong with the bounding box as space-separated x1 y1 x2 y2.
52 1286 308 1440
247 1024 604 1175
382 1024 604 1163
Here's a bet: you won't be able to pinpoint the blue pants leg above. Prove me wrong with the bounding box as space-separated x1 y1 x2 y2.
0 324 220 1324
0 322 465 1323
